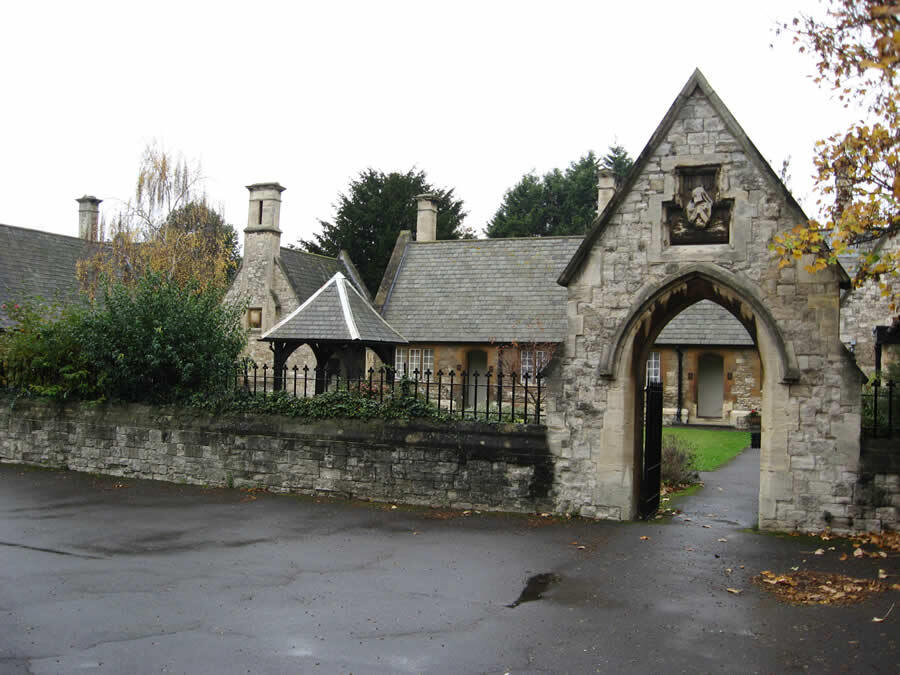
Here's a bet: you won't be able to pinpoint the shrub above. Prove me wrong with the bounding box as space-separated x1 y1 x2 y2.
0 298 98 400
190 387 449 422
2 273 245 404
661 435 699 487
78 272 245 403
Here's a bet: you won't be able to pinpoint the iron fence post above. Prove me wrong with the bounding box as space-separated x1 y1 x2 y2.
523 372 530 422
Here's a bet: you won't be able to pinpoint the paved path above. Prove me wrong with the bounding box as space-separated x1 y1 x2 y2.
0 451 897 674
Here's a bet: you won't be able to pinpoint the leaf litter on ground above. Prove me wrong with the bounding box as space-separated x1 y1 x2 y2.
753 569 894 606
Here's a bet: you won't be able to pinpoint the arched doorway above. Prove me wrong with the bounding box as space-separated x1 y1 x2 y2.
601 266 797 525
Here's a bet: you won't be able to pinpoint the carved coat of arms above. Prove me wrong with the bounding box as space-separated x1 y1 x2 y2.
665 167 732 245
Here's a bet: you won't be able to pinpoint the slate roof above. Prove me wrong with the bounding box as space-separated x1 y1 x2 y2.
0 223 95 329
262 272 406 344
279 248 369 303
655 300 754 347
380 237 583 343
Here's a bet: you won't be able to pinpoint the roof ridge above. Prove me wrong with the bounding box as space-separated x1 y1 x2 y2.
279 246 339 262
0 222 91 244
413 235 585 245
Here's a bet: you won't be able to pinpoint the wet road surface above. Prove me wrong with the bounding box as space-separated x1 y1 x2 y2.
1 448 897 674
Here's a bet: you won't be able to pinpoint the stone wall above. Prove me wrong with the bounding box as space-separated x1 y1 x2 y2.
840 238 900 374
0 400 554 514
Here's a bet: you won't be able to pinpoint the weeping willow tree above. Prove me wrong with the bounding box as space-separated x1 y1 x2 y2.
77 143 239 298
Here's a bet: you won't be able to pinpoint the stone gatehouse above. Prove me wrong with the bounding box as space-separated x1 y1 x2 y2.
546 69 869 532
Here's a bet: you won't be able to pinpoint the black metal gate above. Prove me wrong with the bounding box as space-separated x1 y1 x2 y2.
640 381 664 519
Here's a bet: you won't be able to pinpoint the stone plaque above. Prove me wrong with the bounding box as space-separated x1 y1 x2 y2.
665 166 732 245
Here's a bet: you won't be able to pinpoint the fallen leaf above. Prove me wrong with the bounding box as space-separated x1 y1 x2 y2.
839 553 848 561
725 568 733 574
640 536 650 541
718 538 728 543
791 566 800 571
814 548 825 555
726 588 742 595
872 603 894 623
853 547 864 558
878 569 887 580
702 525 711 529
577 545 586 550
390 505 398 510
683 517 692 522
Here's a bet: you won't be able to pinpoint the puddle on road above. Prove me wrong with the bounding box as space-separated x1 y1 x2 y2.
507 572 561 608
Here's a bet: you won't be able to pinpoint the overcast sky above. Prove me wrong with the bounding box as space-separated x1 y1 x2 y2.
1 0 858 249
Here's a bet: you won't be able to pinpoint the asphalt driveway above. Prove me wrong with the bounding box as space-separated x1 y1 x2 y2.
0 448 897 674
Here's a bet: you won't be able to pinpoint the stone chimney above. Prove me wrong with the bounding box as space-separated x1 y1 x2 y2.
244 182 285 261
415 193 438 242
76 195 102 241
597 168 616 215
240 182 286 336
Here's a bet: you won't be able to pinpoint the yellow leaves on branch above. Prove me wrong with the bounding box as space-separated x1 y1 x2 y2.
77 221 233 299
775 1 900 309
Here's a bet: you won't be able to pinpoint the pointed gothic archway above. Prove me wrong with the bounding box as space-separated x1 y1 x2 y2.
604 265 796 525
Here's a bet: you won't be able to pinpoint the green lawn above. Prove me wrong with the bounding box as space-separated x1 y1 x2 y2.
662 426 751 471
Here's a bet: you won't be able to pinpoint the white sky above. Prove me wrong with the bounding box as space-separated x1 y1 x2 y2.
1 0 860 249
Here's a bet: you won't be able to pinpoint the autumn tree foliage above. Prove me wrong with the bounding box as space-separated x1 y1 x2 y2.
77 144 239 297
774 1 900 309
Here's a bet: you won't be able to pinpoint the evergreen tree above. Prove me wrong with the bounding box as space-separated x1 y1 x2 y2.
298 168 471 293
486 146 633 238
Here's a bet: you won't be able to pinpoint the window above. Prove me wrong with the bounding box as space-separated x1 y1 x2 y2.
395 347 433 377
646 351 661 384
521 350 545 383
248 307 262 329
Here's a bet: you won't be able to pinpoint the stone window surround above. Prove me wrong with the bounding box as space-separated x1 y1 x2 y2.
396 346 434 376
648 154 751 264
248 307 262 330
521 349 545 383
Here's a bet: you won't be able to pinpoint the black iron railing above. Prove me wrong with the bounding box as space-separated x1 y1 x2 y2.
231 363 546 424
862 379 898 439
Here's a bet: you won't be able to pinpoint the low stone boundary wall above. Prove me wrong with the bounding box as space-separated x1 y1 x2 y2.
0 399 554 513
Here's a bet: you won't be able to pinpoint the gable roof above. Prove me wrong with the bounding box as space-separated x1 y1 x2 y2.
380 236 582 343
261 272 406 344
557 68 849 286
0 223 94 329
655 300 754 347
278 247 370 304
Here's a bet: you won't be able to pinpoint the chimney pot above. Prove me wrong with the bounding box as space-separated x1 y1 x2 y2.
415 193 438 242
245 182 286 233
76 195 102 241
597 168 616 215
